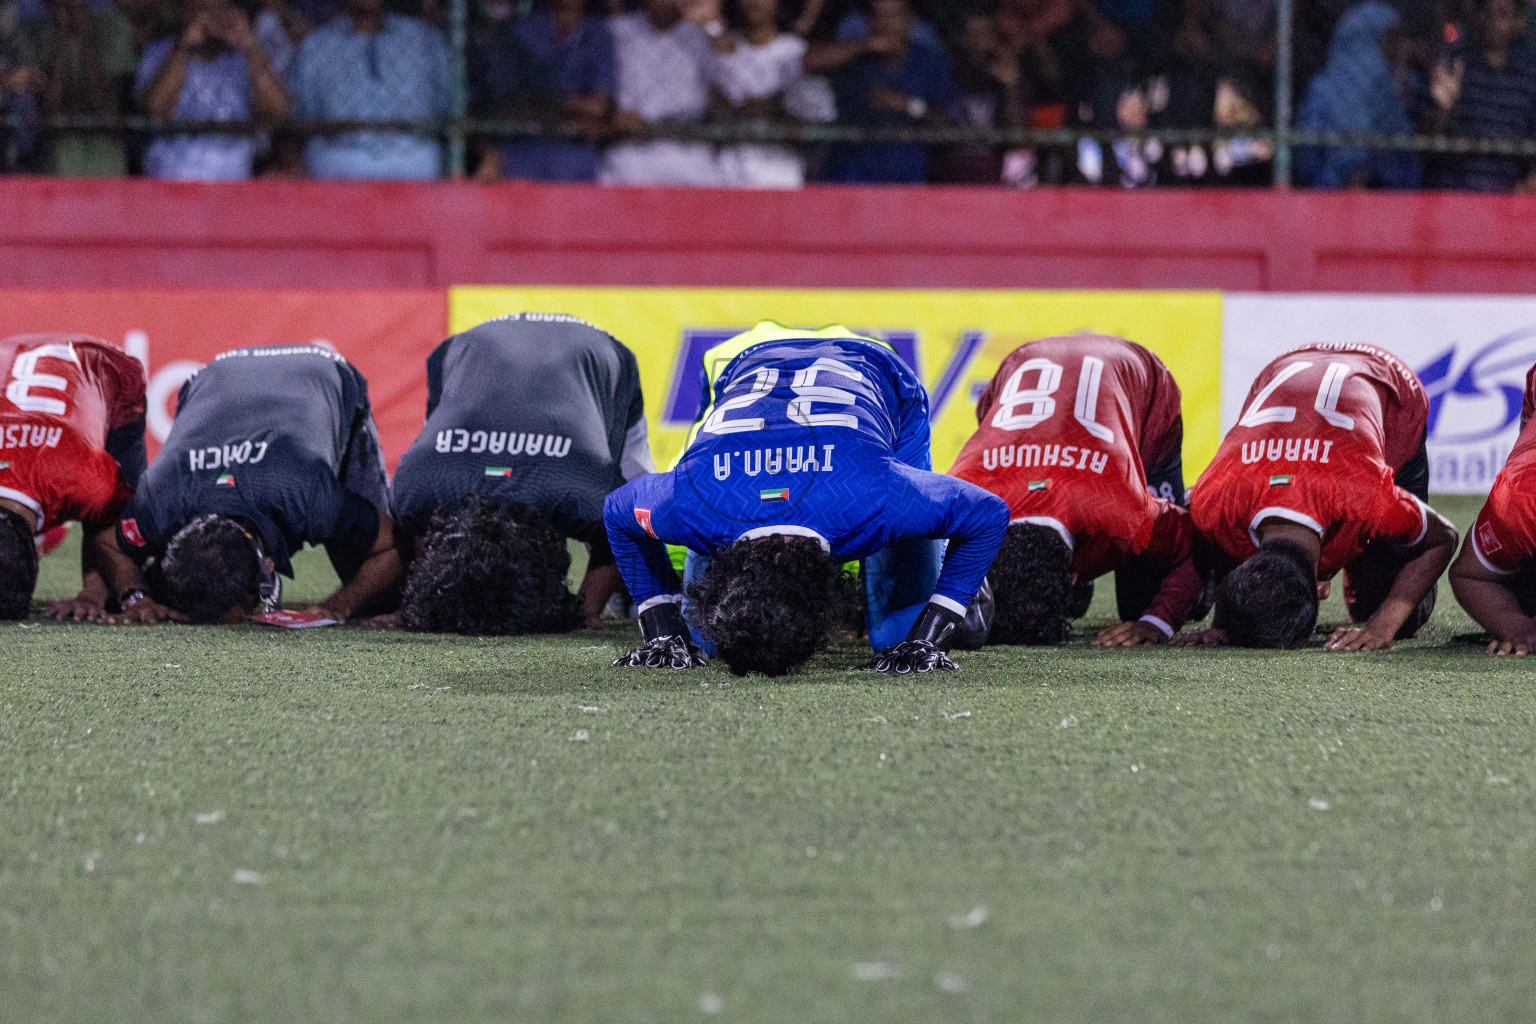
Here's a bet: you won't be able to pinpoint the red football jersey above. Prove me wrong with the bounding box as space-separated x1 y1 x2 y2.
0 335 145 532
951 334 1190 583
1191 343 1429 577
1469 364 1536 575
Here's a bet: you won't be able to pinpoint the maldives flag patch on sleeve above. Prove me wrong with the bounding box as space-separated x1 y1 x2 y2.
635 507 657 538
120 517 146 547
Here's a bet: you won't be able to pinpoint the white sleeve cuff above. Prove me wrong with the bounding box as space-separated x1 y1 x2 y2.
1472 529 1519 577
1139 615 1173 638
929 594 969 618
1407 496 1429 547
636 594 683 614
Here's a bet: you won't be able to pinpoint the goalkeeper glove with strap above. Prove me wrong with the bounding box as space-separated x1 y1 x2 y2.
612 600 708 669
871 601 962 674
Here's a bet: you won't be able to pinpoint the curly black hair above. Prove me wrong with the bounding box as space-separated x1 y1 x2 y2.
154 515 264 624
0 507 38 619
1213 539 1318 648
987 522 1074 645
399 497 581 636
687 534 858 676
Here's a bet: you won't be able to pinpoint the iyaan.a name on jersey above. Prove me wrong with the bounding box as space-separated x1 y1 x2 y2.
0 424 63 449
189 440 269 471
980 443 1110 474
435 430 573 457
1240 438 1336 465
711 444 837 480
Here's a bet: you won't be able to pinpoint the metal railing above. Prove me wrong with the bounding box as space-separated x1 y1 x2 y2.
9 0 1531 186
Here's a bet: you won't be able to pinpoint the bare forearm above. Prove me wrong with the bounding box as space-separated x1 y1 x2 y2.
1365 543 1454 636
86 524 144 597
804 40 867 73
142 47 192 116
246 48 289 119
1452 573 1536 640
322 547 402 620
576 562 623 625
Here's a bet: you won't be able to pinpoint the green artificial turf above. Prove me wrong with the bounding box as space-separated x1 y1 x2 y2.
3 495 1533 1023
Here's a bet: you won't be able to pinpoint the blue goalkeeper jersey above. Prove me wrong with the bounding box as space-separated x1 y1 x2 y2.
604 324 1007 614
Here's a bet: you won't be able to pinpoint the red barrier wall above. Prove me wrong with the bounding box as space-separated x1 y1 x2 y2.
1 178 1535 293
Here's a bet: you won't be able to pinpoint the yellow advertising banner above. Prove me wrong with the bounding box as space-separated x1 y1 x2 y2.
451 287 1223 477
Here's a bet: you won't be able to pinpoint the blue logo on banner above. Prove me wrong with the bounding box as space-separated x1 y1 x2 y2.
1418 327 1536 444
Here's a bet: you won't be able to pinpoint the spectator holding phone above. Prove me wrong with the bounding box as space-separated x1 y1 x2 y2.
1424 0 1536 191
288 0 451 180
711 0 819 188
811 0 958 184
135 0 290 180
18 0 137 176
1294 1 1420 189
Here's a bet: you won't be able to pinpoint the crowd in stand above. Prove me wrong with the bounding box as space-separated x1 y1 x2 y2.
0 0 1531 188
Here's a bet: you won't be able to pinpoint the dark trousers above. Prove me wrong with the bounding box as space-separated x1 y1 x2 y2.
1342 435 1436 639
1114 448 1189 621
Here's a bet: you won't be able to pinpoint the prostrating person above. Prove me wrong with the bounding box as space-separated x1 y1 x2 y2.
390 313 653 634
949 334 1203 647
1449 364 1536 654
0 334 174 623
604 321 1007 676
117 345 398 625
1188 343 1456 650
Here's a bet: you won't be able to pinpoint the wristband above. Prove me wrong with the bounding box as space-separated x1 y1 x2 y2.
906 96 928 119
904 601 965 652
704 18 725 37
118 588 146 610
638 599 690 642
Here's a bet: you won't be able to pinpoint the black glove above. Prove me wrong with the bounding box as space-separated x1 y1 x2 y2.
613 600 708 669
613 637 709 669
871 601 965 673
871 639 957 674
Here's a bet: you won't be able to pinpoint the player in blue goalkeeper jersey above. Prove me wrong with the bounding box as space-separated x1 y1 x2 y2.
604 322 1008 676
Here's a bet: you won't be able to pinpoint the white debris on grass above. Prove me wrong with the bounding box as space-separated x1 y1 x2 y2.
232 869 262 885
864 716 888 724
1488 775 1512 786
698 992 724 1014
943 711 971 720
571 730 590 743
947 906 987 930
934 972 968 994
1308 798 1330 811
578 705 606 714
1059 715 1078 728
1430 895 1444 912
851 962 898 981
195 811 224 824
84 851 99 872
